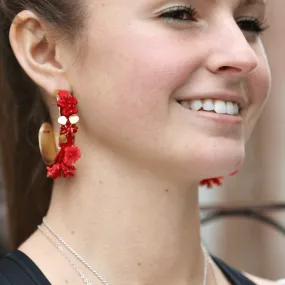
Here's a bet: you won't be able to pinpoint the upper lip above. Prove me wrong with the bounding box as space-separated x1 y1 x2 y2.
176 92 247 109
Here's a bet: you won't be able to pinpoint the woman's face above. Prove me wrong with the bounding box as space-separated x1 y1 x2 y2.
65 0 270 180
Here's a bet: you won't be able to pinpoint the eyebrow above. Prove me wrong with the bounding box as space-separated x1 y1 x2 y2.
242 0 266 6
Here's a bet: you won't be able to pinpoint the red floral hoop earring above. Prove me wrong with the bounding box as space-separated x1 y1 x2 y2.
39 90 81 179
200 170 239 188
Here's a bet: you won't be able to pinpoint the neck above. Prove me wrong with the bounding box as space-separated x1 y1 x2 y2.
44 148 205 285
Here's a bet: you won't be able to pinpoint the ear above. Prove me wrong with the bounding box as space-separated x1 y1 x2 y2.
9 10 70 96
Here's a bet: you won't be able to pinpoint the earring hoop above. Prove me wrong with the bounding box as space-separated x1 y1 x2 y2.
39 90 81 179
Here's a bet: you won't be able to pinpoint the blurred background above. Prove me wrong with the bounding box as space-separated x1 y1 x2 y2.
0 0 284 280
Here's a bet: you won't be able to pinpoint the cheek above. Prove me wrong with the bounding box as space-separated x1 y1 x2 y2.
245 49 271 139
74 25 203 141
249 53 271 105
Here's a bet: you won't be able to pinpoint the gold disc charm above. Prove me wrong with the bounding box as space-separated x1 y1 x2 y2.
38 123 57 165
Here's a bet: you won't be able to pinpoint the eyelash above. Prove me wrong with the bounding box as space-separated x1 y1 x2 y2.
159 5 268 34
235 16 268 34
159 5 198 22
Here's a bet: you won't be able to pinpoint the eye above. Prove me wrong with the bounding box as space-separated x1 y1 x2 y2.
159 5 198 22
236 16 269 34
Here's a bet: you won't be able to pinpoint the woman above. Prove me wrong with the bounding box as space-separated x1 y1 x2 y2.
0 0 280 284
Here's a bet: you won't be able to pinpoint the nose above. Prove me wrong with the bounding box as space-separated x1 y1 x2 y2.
206 20 259 78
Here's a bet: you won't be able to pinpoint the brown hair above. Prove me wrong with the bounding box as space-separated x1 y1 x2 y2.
0 0 86 249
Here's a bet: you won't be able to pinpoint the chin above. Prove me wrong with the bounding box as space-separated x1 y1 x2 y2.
197 142 245 179
172 137 246 181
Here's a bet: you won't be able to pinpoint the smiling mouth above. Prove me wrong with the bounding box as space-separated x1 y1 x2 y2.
177 99 241 116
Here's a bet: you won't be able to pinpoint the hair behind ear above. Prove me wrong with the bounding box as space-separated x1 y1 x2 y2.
0 50 53 249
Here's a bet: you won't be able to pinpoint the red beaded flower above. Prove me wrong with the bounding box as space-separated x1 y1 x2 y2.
200 170 239 188
200 177 224 188
47 90 81 179
57 90 78 117
60 122 78 136
47 163 77 179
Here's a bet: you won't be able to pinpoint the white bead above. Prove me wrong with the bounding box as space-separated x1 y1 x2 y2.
69 115 79 124
58 116 68 125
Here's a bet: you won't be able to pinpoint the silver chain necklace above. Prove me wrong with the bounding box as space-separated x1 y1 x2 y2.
209 254 219 285
202 243 218 285
38 225 92 285
39 218 210 285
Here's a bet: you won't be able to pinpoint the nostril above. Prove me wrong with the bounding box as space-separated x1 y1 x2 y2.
220 66 230 71
218 65 244 73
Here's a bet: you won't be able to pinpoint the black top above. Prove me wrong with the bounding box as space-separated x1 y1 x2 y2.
0 250 256 285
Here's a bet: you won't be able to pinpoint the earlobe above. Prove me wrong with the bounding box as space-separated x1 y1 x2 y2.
9 10 68 96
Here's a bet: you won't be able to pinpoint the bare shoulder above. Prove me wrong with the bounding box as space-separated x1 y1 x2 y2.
245 273 284 285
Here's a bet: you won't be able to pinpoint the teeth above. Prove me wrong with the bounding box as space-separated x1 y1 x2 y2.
233 103 239 115
190 100 203 111
203 99 214 111
179 99 240 115
226 102 235 115
214 100 227 114
180 101 191 108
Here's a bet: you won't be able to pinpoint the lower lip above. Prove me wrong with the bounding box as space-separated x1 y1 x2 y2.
179 104 243 124
194 110 243 124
